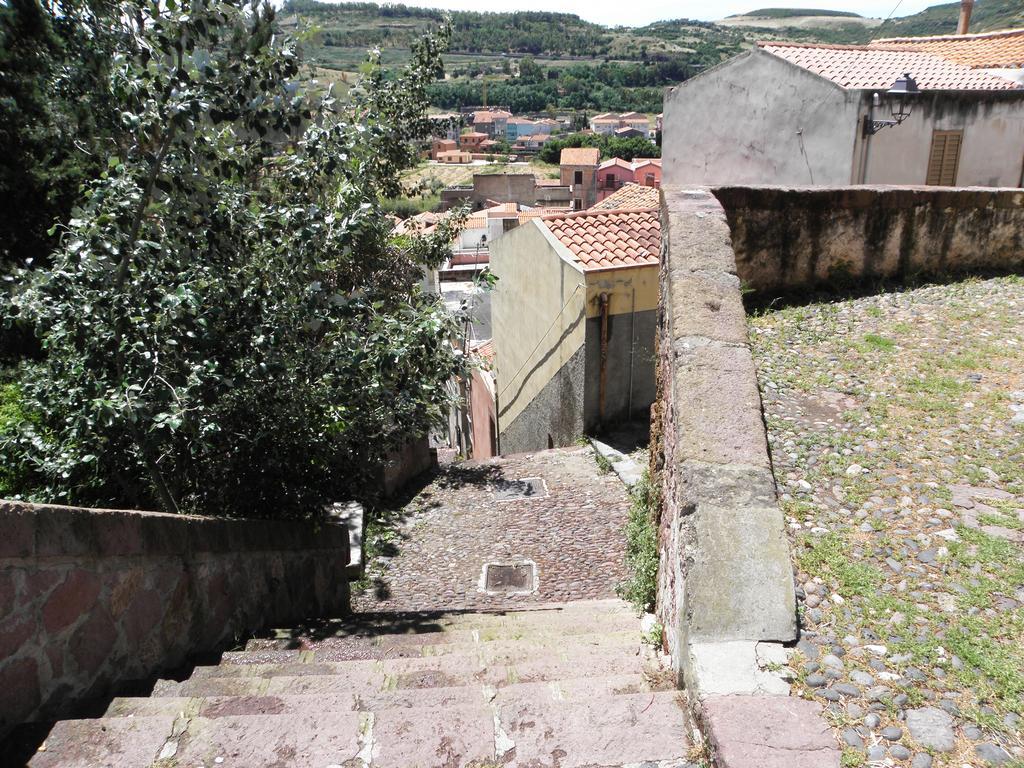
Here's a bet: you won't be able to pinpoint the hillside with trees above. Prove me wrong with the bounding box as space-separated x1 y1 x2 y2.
876 0 1023 37
283 1 1023 115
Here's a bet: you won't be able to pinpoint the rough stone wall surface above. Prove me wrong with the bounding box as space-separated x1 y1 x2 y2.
716 186 1024 296
499 345 586 455
0 501 349 734
655 187 797 676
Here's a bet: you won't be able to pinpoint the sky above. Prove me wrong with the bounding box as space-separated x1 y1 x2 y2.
325 0 944 27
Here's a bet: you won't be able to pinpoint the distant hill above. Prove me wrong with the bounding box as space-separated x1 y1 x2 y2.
875 0 1024 37
282 1 1024 114
729 8 863 19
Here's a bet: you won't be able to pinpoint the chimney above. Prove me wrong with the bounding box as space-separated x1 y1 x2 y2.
957 0 974 35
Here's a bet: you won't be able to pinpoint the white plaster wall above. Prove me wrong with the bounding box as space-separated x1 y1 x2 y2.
859 94 1024 187
662 49 862 186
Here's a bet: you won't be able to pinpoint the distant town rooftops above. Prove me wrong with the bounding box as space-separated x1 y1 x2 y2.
758 41 1021 91
560 147 601 166
590 183 660 211
871 28 1024 69
542 208 660 271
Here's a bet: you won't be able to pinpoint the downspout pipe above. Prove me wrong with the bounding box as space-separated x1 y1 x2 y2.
598 292 610 427
957 0 974 35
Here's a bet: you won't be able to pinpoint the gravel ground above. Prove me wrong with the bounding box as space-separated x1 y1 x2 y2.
749 276 1024 768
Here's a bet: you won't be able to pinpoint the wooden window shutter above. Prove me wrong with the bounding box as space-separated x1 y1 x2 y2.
926 130 963 186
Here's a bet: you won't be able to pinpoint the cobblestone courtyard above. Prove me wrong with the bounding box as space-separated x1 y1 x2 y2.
750 276 1024 768
353 446 631 613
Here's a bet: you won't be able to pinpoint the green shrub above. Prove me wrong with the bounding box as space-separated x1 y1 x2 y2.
0 377 41 498
617 471 660 613
2 2 468 518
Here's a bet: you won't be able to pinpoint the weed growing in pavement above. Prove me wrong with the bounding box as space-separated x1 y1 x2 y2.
617 471 659 614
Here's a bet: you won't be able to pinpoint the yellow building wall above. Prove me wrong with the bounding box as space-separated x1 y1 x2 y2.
584 265 660 318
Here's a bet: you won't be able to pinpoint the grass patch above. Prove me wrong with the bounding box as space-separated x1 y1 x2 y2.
617 471 659 614
798 532 884 597
860 333 895 352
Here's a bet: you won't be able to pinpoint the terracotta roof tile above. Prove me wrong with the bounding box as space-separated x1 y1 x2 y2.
471 339 495 363
759 42 1020 90
542 208 660 271
871 28 1024 69
591 183 660 211
560 147 601 166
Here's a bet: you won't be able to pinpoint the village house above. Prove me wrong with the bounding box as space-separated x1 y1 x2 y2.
512 133 553 153
440 173 573 210
469 109 512 138
560 147 600 210
505 117 545 141
590 111 653 136
596 157 662 200
662 29 1024 187
458 131 489 152
430 138 457 160
488 206 660 454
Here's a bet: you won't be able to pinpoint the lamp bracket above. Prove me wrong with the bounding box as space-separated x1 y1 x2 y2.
863 115 898 137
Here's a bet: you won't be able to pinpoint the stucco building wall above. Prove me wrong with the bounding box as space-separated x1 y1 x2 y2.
857 92 1024 186
663 48 1024 188
663 50 861 187
491 222 587 454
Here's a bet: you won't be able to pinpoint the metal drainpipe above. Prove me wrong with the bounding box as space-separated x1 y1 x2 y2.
599 292 610 426
627 288 636 420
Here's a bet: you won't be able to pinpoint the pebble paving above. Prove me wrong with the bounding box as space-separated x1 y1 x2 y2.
749 276 1024 768
352 446 630 613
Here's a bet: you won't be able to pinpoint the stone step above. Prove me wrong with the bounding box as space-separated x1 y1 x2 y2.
154 647 659 698
66 693 688 767
251 599 638 644
497 692 691 767
107 673 661 719
235 629 641 663
27 715 176 768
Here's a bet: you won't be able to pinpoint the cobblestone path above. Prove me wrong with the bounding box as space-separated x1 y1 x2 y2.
353 446 631 612
750 276 1024 768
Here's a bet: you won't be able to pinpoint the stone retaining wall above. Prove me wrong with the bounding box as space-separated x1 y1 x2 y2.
0 501 350 734
716 186 1024 296
655 187 797 677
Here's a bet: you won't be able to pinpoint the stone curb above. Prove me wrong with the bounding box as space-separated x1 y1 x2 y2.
588 438 644 489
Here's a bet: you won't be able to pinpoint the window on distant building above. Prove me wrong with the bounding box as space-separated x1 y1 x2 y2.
926 130 963 186
574 170 583 185
574 198 582 210
606 172 615 188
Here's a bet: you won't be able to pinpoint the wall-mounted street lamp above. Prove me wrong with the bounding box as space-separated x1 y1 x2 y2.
863 73 920 137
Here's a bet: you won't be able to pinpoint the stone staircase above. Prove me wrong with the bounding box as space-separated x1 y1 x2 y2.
28 600 695 767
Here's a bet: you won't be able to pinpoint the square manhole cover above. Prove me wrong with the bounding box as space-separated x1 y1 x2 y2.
479 561 538 595
492 477 547 501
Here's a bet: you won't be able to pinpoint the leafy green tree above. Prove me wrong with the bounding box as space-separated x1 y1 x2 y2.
0 0 122 275
2 0 468 518
538 132 660 163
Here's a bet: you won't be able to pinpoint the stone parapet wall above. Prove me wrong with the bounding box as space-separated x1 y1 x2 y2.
716 185 1024 296
655 187 797 677
0 501 349 734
